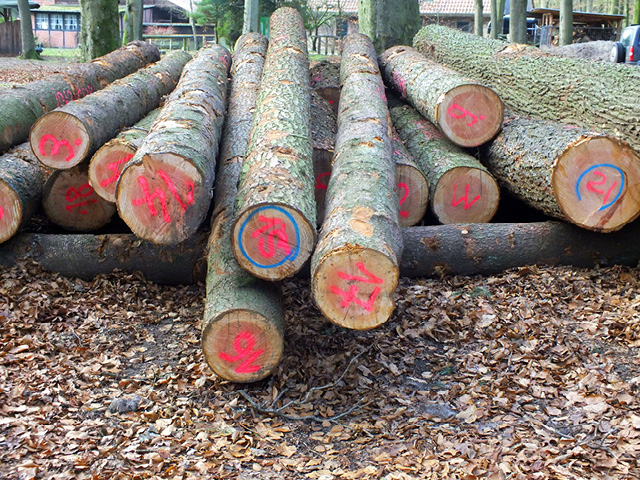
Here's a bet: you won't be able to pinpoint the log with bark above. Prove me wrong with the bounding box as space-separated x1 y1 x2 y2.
413 24 640 151
88 108 161 203
483 113 640 232
379 45 503 147
30 50 191 170
310 59 340 113
390 103 500 224
42 164 116 231
116 45 231 245
311 33 402 330
202 32 284 383
0 143 45 244
392 130 429 226
232 7 316 281
0 40 160 154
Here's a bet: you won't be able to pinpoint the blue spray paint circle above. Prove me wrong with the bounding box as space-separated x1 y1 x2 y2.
237 205 300 269
575 163 625 211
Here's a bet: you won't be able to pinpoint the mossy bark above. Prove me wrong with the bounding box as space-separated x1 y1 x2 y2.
80 0 121 61
413 24 640 151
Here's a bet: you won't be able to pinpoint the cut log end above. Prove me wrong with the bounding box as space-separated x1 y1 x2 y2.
313 248 399 330
42 166 116 231
232 204 316 281
89 142 137 203
437 84 503 147
0 181 22 244
433 166 500 224
30 111 90 169
553 136 640 232
396 163 429 227
202 310 284 383
117 154 207 245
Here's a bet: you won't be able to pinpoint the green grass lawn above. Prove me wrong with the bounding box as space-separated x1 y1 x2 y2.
41 48 81 62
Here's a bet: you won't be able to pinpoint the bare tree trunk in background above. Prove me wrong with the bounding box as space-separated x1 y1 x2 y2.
474 0 484 36
497 0 506 34
80 0 120 61
634 0 640 24
243 0 259 34
587 0 593 12
358 0 420 52
125 0 143 42
509 0 527 44
17 0 39 59
490 0 498 39
560 0 573 46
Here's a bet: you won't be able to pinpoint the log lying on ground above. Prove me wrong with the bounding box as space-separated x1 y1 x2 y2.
390 103 500 224
311 91 337 224
379 45 503 147
483 113 640 232
1 41 160 154
311 33 402 331
42 164 116 231
232 7 316 281
88 108 161 203
30 50 191 170
0 143 45 244
202 32 284 383
116 45 231 245
310 59 340 113
413 25 640 151
392 130 429 226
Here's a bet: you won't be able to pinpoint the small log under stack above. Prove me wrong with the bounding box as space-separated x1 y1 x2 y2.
310 91 337 224
311 33 402 331
88 108 161 203
42 164 116 231
232 7 316 281
1 40 160 154
30 50 191 170
0 143 45 244
202 32 285 383
484 113 640 232
392 130 429 226
379 45 503 148
310 59 340 113
116 45 231 245
390 103 500 224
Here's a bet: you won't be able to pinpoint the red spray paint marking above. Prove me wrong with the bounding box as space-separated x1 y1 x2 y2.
131 170 195 223
218 331 264 374
452 184 481 210
329 262 384 312
100 154 134 187
252 216 291 258
315 172 330 190
448 104 485 126
397 182 410 218
65 183 97 214
0 205 4 220
54 85 94 107
39 134 78 162
586 171 618 206
392 71 407 97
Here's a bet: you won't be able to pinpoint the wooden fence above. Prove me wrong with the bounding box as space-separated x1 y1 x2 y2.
0 20 20 55
142 34 217 52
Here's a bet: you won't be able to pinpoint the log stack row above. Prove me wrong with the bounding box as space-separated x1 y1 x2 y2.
2 17 640 383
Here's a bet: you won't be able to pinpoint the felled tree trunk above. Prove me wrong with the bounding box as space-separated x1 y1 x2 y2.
116 45 231 245
413 24 640 151
390 103 500 224
232 8 316 281
42 164 116 231
31 50 191 170
379 45 503 147
311 33 402 330
88 108 161 203
0 143 45 244
0 40 160 154
484 113 640 232
202 33 284 383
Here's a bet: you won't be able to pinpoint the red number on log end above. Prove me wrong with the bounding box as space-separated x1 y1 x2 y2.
397 182 410 218
39 134 76 162
252 216 291 258
131 170 195 224
329 262 384 312
218 331 264 374
452 184 481 210
100 154 134 187
315 172 330 190
447 104 485 127
65 183 97 214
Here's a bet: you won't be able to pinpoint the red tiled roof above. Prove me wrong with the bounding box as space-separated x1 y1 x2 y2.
308 0 493 15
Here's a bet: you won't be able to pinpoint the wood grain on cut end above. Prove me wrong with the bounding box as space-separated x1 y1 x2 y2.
396 162 429 227
433 166 500 224
201 311 284 383
437 84 503 147
117 153 205 245
89 142 136 202
30 111 90 169
42 164 116 231
232 203 316 281
313 247 398 330
0 182 22 244
553 136 640 232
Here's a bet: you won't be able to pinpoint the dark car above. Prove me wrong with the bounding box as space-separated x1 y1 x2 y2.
610 24 640 64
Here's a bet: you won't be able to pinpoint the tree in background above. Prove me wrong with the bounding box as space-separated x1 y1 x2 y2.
124 0 144 44
358 0 421 52
635 0 640 23
509 0 527 43
490 0 498 38
79 0 120 61
474 0 483 36
559 0 573 45
17 0 39 59
244 0 259 33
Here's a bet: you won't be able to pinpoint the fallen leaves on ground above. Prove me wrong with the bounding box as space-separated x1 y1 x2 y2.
1 260 639 479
